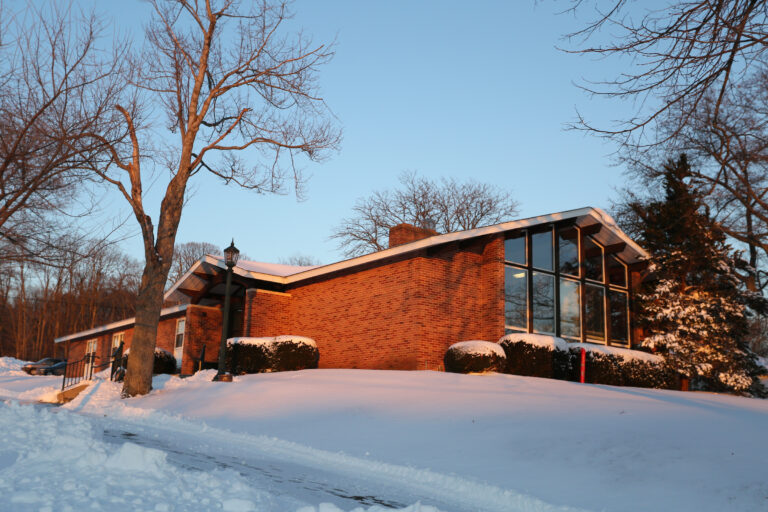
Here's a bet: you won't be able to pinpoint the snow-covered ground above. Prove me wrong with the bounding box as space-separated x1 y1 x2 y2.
1 359 767 512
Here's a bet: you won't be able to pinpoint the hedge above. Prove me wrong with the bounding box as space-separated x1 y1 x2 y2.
226 336 319 374
121 348 178 375
499 334 679 390
444 341 506 374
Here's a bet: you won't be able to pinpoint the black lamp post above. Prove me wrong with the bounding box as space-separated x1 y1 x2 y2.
214 239 240 382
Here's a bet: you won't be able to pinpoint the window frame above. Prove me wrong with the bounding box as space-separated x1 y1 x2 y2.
504 223 633 347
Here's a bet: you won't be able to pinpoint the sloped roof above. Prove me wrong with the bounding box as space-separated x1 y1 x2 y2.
164 206 647 303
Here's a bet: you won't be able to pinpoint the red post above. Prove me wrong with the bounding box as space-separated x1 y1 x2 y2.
580 348 586 383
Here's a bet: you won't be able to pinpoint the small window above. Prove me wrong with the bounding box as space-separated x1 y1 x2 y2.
175 318 186 349
531 229 553 271
86 339 98 354
504 233 526 265
558 227 579 277
504 267 528 329
583 237 604 282
112 332 124 348
559 278 581 339
532 272 555 334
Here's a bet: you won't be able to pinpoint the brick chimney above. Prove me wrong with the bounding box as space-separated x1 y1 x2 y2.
388 223 438 248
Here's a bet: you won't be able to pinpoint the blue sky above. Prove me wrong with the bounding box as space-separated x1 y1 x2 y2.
102 1 633 265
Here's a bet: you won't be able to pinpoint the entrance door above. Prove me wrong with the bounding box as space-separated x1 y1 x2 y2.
174 318 185 370
85 339 98 378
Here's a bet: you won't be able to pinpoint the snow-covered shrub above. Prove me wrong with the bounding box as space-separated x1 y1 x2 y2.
498 333 678 389
226 336 319 374
444 341 506 374
152 348 177 375
121 348 177 375
499 334 573 380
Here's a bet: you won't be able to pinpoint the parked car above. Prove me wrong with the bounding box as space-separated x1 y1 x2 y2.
22 358 67 376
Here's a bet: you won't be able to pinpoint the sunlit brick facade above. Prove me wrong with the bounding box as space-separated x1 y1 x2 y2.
56 208 647 373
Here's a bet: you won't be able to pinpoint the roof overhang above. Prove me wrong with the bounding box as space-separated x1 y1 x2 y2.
164 207 647 304
54 304 188 344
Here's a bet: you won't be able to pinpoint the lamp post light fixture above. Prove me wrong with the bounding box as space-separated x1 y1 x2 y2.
214 239 240 382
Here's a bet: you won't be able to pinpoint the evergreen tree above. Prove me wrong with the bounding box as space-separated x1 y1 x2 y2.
629 155 765 394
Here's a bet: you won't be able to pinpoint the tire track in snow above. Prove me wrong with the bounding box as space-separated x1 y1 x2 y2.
82 404 590 512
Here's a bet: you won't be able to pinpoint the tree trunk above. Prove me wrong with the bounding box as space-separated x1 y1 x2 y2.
122 258 167 396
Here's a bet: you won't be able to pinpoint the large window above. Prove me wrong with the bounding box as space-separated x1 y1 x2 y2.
607 254 627 287
504 234 526 265
532 272 555 334
583 237 603 282
609 290 629 344
112 332 124 349
504 267 528 330
584 284 605 340
531 230 553 271
558 227 579 277
504 225 632 347
559 278 580 338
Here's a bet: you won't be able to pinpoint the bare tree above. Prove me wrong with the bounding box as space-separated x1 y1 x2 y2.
279 254 321 266
566 1 768 146
167 241 220 286
86 1 339 396
0 3 125 262
332 171 519 257
616 71 768 292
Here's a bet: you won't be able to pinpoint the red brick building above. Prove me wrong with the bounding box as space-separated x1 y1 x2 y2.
54 207 648 373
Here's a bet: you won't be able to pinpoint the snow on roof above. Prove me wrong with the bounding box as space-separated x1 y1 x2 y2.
227 260 318 277
165 206 648 303
54 305 188 344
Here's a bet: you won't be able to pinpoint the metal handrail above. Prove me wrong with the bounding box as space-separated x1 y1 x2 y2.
61 343 124 391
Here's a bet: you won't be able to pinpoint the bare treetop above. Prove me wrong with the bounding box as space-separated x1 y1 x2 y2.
332 171 520 257
567 0 768 146
0 3 127 263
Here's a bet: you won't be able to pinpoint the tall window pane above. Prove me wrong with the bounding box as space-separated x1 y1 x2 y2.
504 233 526 264
558 227 579 276
559 278 580 338
609 290 629 344
583 237 603 282
607 254 627 287
585 284 605 341
532 272 555 334
175 318 186 348
505 267 527 329
532 230 553 271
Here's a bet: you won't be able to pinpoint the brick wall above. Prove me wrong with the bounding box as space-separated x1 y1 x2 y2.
181 305 222 375
389 223 438 248
63 311 186 371
244 234 506 370
417 235 506 370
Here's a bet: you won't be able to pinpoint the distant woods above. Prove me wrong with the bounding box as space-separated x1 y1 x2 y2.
0 242 142 361
0 238 233 361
